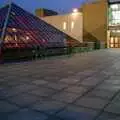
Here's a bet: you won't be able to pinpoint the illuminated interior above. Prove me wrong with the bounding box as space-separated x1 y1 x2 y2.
108 3 120 48
0 3 80 61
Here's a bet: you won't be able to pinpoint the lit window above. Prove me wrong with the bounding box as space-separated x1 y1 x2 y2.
63 22 67 30
111 4 118 10
115 44 118 47
26 36 29 40
16 43 18 46
71 21 74 30
73 8 78 13
112 30 116 33
110 37 114 43
115 37 118 43
110 44 114 48
117 30 120 32
12 28 17 32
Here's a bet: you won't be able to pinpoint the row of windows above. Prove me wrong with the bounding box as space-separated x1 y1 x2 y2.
63 21 75 31
109 37 120 48
110 44 120 48
109 4 120 25
112 11 120 20
110 37 120 44
109 20 120 25
111 30 120 32
110 4 120 10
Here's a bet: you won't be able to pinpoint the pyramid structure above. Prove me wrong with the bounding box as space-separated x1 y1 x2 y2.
0 3 81 61
0 3 79 50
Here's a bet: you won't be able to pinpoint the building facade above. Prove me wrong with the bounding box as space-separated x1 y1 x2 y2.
35 8 58 17
108 1 120 48
0 3 80 61
80 0 120 48
80 0 108 47
35 0 120 48
40 12 83 42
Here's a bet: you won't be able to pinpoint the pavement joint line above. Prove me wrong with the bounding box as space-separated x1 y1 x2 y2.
93 78 120 120
1 49 120 120
52 74 112 119
70 69 112 106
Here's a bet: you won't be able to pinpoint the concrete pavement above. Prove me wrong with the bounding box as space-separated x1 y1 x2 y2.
0 49 120 120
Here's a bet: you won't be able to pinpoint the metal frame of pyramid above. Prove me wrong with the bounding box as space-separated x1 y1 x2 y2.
0 3 80 61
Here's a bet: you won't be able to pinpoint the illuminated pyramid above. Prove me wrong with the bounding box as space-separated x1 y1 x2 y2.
0 3 80 61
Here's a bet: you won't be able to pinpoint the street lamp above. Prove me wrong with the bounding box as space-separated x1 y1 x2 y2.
73 8 78 13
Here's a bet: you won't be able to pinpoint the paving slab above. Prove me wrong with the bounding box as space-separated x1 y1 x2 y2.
52 91 80 103
7 109 48 120
1 49 120 119
57 105 99 120
0 100 19 113
8 93 40 107
86 89 116 100
64 85 89 94
75 96 109 110
96 112 120 120
104 101 120 114
45 82 68 90
28 87 56 97
31 99 66 115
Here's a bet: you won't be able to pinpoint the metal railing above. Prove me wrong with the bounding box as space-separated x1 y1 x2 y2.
1 41 106 62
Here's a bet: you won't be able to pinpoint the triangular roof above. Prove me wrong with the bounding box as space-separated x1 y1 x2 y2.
0 3 80 49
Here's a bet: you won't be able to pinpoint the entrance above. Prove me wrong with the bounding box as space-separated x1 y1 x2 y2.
109 37 120 48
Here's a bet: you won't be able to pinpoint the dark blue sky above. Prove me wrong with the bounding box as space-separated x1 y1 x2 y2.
0 0 86 14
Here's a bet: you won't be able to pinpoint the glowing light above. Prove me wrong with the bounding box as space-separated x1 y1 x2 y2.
71 21 74 29
110 37 114 43
26 36 29 40
63 22 67 30
12 28 17 32
110 44 114 48
73 8 78 13
115 37 118 43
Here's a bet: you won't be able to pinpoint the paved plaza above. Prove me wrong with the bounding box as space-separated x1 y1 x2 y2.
1 49 120 120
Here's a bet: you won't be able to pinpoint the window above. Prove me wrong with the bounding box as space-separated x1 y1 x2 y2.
111 4 118 10
109 4 120 25
117 30 120 32
71 21 74 30
115 37 118 43
63 22 67 30
110 37 114 43
110 44 114 48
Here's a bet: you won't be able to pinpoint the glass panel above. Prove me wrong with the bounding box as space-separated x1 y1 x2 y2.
109 4 120 25
115 44 118 48
110 44 114 48
71 21 74 30
115 37 118 43
110 37 114 43
111 4 118 10
63 22 67 30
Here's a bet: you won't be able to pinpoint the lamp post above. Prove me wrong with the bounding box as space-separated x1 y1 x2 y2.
72 8 78 13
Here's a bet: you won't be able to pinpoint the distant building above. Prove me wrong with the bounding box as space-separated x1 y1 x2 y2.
41 12 83 42
80 0 108 45
35 8 58 17
80 0 120 48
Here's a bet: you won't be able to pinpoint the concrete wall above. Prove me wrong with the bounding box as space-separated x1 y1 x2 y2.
81 0 108 43
40 13 83 42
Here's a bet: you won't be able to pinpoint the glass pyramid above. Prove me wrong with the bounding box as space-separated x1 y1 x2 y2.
0 3 80 61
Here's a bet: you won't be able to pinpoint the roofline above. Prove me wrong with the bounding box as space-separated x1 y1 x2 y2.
108 1 120 5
